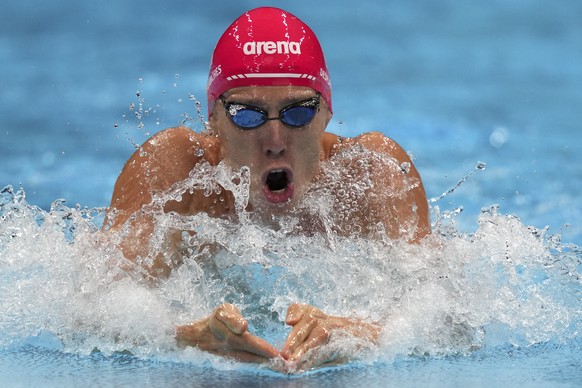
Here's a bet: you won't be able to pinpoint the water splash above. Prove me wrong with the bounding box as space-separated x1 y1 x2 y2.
429 162 487 204
0 155 579 368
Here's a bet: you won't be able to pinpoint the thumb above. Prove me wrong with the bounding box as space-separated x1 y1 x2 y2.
214 303 248 335
285 303 307 325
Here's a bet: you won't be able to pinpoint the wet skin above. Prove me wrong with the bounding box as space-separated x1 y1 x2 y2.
212 87 331 213
105 86 430 371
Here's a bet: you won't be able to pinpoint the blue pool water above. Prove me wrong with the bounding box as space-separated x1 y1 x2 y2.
1 0 581 386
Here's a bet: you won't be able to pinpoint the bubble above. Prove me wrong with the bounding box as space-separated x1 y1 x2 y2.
400 162 411 174
0 158 579 366
490 126 509 148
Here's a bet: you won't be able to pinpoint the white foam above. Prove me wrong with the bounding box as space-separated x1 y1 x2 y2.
0 155 579 366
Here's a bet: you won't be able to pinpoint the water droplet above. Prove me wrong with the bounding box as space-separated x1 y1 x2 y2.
489 126 509 148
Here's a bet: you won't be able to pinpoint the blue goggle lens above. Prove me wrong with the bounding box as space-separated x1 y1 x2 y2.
223 96 320 129
228 107 267 128
280 106 317 127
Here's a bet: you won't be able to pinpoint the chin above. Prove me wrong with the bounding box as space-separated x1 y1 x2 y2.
248 191 298 213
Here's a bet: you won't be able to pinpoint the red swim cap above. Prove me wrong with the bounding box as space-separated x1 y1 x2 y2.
207 7 332 116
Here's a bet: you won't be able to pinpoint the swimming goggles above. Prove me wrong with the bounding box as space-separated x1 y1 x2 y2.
219 94 320 129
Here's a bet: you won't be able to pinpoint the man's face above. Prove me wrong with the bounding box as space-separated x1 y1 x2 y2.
210 86 331 213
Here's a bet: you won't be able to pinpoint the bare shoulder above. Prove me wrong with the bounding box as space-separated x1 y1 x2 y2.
119 127 220 190
323 131 430 241
350 132 411 163
324 131 410 164
107 127 221 225
143 126 221 165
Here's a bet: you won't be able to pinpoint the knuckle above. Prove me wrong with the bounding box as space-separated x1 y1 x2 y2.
307 305 324 318
214 305 226 316
214 303 237 319
289 303 305 314
316 325 331 341
216 303 234 312
297 319 314 337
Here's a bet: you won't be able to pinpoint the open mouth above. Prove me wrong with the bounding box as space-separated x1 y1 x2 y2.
266 169 289 192
262 168 294 203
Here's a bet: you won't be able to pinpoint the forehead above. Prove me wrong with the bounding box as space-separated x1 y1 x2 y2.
223 86 317 105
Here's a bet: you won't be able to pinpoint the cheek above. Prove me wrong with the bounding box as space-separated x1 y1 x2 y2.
295 133 323 172
213 116 255 168
221 131 258 166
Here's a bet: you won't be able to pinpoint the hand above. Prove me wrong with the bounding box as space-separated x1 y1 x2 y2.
281 303 380 371
175 303 280 363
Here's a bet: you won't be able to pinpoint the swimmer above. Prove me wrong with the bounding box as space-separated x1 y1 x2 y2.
104 7 430 370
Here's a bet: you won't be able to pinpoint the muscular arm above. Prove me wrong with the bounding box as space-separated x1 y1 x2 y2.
322 131 430 242
104 128 277 361
273 132 431 371
103 126 222 276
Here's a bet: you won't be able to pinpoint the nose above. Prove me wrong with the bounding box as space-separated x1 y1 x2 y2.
262 121 287 158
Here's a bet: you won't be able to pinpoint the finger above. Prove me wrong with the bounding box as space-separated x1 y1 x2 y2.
285 303 307 325
296 350 343 372
210 314 279 359
175 320 214 349
289 325 331 362
227 331 280 359
211 349 275 364
209 310 240 341
281 315 317 359
213 303 248 335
